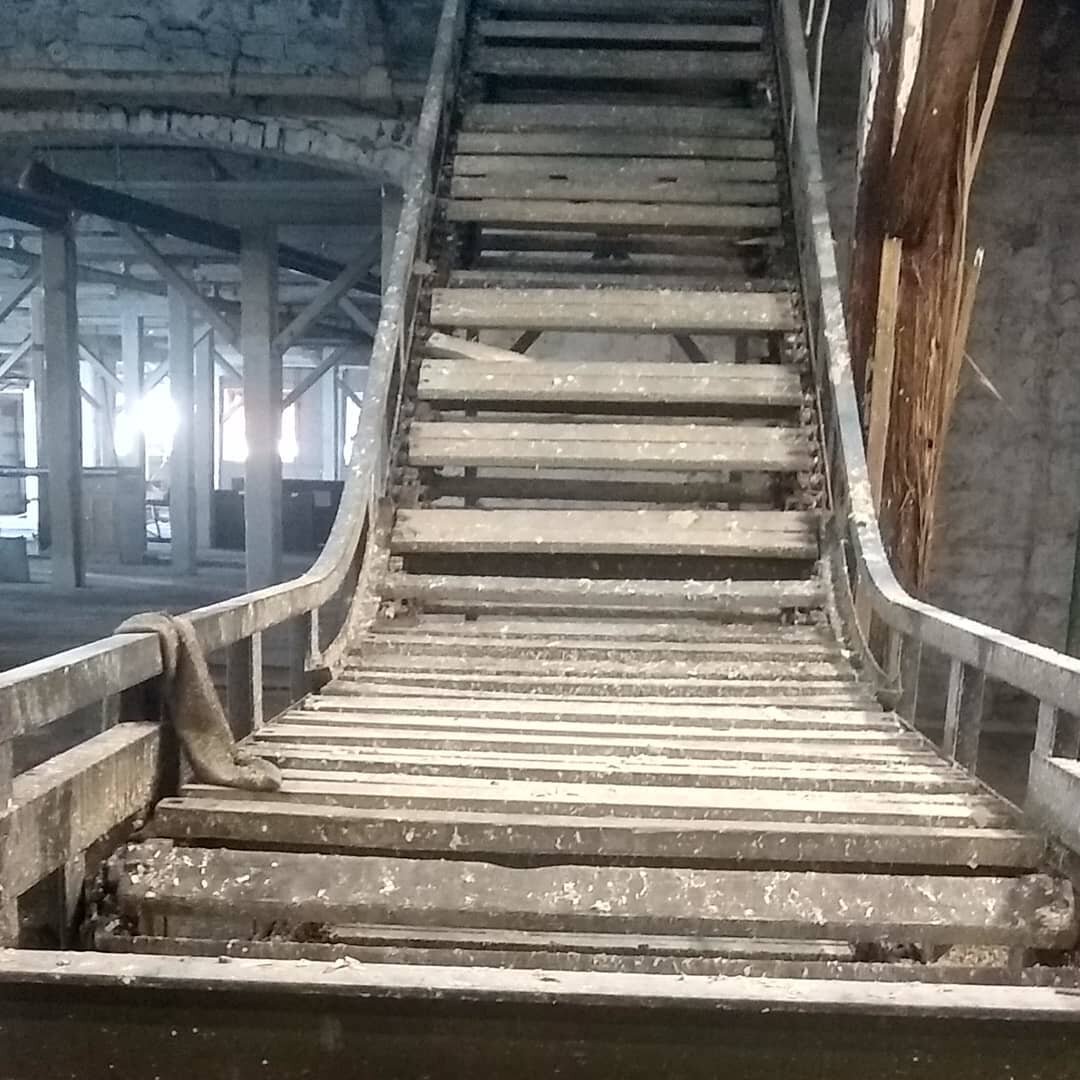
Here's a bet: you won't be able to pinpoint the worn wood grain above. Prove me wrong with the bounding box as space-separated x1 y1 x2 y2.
429 289 796 333
392 508 817 558
472 47 766 81
115 843 1071 946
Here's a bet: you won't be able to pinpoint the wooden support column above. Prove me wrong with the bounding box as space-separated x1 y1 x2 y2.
194 328 216 551
41 226 84 589
241 226 282 590
119 307 145 473
168 287 197 575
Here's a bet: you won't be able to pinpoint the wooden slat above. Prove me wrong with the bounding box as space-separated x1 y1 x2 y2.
374 618 832 642
343 652 846 681
306 690 862 720
366 634 845 660
326 684 876 707
463 103 772 137
355 634 840 660
246 722 935 763
471 46 766 81
297 694 887 721
279 712 894 745
455 153 778 182
179 773 1008 828
484 0 767 18
418 357 802 408
336 674 853 700
446 269 765 292
451 174 777 206
391 509 816 558
447 198 780 232
122 844 1068 941
477 20 765 45
409 421 810 472
429 288 797 333
249 744 976 795
456 131 776 159
382 573 822 615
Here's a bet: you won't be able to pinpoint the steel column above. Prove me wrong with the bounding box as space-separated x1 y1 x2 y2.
40 226 84 588
168 287 197 574
194 328 215 551
241 226 282 590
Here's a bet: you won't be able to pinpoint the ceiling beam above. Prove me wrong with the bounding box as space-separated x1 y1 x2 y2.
22 163 361 284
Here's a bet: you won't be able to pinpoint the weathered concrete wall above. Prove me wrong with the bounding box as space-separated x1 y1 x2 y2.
5 0 383 79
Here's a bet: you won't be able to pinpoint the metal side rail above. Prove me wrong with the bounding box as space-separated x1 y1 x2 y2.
2 0 1080 1074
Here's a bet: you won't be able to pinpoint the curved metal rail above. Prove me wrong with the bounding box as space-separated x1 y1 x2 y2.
1 0 1079 1004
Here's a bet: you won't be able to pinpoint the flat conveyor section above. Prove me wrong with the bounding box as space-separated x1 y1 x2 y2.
74 0 1080 1052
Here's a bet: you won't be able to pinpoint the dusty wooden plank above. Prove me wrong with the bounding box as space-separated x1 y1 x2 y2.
377 581 824 618
116 843 1070 945
451 174 778 206
454 154 777 182
1 724 160 902
268 724 908 763
87 933 1080 986
272 710 910 745
447 198 780 232
463 103 772 137
248 744 976 794
418 357 802 408
342 653 848 682
9 951 1080 1022
203 723 946 765
471 46 766 81
477 20 765 45
355 639 840 663
381 583 825 619
429 289 796 333
446 269 771 292
324 683 878 709
484 0 767 17
287 708 885 743
456 131 775 160
409 421 810 472
301 692 884 725
374 618 832 642
179 771 1008 828
357 630 837 657
391 509 816 558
